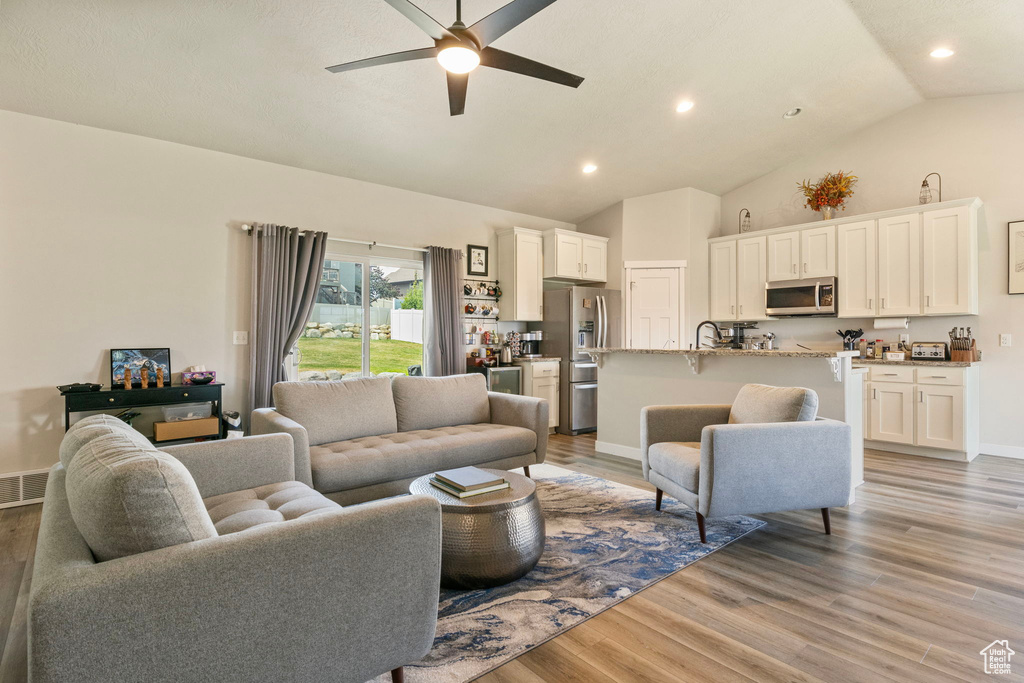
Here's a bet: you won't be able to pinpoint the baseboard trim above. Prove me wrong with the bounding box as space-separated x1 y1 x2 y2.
980 443 1024 460
594 441 642 461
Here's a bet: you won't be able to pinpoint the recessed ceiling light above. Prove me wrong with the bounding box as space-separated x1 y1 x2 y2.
783 107 802 119
582 163 598 174
930 47 955 58
676 100 695 113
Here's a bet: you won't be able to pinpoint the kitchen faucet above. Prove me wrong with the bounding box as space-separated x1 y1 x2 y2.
695 320 722 349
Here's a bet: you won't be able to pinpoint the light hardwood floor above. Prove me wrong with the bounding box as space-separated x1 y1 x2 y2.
2 435 1023 682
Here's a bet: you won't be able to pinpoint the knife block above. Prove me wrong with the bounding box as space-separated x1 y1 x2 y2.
951 340 979 363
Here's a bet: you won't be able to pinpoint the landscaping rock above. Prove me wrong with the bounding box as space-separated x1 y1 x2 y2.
339 331 354 338
326 370 343 380
306 329 322 338
298 370 327 381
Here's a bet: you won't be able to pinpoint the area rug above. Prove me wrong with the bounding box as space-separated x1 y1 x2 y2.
372 464 764 682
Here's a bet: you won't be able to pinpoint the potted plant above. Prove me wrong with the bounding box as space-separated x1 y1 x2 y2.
798 170 858 219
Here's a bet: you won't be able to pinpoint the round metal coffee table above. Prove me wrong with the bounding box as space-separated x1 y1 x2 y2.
410 468 545 589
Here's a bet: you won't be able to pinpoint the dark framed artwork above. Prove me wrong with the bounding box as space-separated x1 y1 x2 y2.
467 244 489 276
111 348 171 387
1011 221 1024 294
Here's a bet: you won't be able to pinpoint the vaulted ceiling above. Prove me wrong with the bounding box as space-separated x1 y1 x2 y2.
2 0 1020 222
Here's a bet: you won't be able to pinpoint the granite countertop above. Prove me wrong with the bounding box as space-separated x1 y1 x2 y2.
512 356 561 363
582 348 859 359
853 358 978 367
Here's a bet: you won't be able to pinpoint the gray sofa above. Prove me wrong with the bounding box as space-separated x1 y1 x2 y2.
30 415 441 683
252 374 549 505
641 384 852 543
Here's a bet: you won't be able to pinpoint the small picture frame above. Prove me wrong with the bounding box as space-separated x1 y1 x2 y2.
1010 221 1024 294
467 244 489 276
111 348 171 388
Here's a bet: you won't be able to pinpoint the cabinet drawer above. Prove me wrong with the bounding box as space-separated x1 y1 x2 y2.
531 362 559 378
914 367 965 385
868 366 915 383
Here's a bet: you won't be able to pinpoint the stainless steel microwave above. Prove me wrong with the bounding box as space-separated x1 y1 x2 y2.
765 277 836 317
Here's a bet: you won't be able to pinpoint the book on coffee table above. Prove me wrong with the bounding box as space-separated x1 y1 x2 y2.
429 477 510 499
433 466 505 492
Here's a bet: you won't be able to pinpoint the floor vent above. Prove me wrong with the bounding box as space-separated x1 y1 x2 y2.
0 469 50 508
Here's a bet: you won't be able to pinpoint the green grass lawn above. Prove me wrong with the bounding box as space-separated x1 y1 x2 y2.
297 337 423 375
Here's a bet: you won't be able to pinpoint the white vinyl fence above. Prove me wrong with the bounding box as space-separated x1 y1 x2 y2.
390 309 424 344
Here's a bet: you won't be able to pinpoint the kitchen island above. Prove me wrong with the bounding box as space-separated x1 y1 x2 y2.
584 348 864 497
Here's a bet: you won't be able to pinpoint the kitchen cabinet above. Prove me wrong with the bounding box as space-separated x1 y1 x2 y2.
543 229 608 282
837 220 877 317
861 365 978 459
922 205 977 315
800 225 836 278
709 240 737 320
581 236 608 282
867 382 915 445
736 236 768 320
497 227 544 321
767 231 800 282
521 361 559 429
877 212 921 316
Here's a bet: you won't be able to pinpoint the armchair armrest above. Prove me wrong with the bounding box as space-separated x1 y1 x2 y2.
641 404 732 476
162 434 296 498
699 418 852 518
489 392 548 464
30 494 442 683
250 408 313 487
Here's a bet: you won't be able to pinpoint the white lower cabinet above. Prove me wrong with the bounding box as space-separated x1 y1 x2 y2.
863 365 977 459
521 361 559 429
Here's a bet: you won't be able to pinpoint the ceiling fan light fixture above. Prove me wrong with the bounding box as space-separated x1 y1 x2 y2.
437 45 480 74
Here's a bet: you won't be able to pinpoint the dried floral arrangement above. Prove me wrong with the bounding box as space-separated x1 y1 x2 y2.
798 171 858 212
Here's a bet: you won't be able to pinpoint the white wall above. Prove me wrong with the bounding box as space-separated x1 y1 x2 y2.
719 93 1024 456
0 110 573 474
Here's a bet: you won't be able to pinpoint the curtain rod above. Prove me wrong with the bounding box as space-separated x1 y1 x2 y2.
241 224 429 253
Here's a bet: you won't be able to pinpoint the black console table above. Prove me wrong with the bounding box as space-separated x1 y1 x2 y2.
61 383 225 442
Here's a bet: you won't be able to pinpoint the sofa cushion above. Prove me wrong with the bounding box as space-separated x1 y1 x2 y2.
728 384 818 425
59 414 151 469
273 377 398 446
309 423 536 493
648 442 701 493
65 432 217 561
204 481 342 535
392 374 490 432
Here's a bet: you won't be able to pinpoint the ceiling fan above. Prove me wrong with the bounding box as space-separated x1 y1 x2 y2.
326 0 584 116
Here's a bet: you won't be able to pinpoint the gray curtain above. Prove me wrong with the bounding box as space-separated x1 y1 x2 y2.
423 246 465 376
249 224 328 409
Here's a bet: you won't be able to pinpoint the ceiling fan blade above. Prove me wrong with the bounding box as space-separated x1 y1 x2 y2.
468 0 558 48
326 47 438 74
382 0 459 42
479 47 583 88
447 71 468 116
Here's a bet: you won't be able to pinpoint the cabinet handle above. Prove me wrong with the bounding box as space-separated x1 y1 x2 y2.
926 295 930 307
739 304 743 314
792 263 797 274
930 375 946 379
803 263 808 273
584 263 588 273
577 262 581 272
881 298 886 309
868 298 873 309
730 305 735 314
918 390 924 402
872 388 877 399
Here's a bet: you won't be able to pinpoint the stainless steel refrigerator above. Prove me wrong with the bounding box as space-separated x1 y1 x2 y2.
536 287 621 435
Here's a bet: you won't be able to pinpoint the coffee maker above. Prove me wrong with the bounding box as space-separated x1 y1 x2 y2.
520 331 543 358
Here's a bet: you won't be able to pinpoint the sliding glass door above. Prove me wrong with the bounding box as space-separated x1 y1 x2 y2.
294 254 423 379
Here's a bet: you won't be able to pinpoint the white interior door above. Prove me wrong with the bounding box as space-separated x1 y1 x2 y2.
628 268 680 349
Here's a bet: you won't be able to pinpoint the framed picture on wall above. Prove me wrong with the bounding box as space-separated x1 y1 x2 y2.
1011 221 1024 294
110 348 171 388
467 244 488 276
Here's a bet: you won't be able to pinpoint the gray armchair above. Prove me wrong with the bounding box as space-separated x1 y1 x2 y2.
641 384 852 543
31 420 442 683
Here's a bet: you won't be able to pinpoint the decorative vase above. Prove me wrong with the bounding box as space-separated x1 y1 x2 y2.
819 206 836 220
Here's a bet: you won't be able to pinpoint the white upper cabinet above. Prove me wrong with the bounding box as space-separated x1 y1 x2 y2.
801 225 836 278
543 229 608 282
877 212 921 316
837 220 877 318
922 206 977 315
581 236 608 282
736 235 768 320
709 240 737 321
497 227 544 321
767 231 801 282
